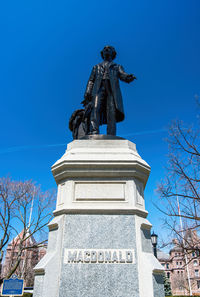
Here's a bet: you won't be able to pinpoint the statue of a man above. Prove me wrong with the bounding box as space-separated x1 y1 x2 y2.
84 46 136 135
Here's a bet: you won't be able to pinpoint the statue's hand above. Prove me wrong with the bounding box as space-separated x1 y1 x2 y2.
126 74 137 83
81 98 87 107
84 93 92 101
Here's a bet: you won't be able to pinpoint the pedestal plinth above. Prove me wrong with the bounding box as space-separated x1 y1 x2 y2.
33 138 164 297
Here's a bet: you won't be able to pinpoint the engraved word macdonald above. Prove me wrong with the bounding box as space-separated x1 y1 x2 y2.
64 249 135 264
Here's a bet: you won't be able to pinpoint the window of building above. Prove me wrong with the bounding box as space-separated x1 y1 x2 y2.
176 261 179 266
180 261 182 266
166 263 169 269
194 260 198 266
197 280 200 289
177 271 180 274
192 252 196 257
195 270 199 277
175 253 177 256
167 272 170 279
179 285 184 290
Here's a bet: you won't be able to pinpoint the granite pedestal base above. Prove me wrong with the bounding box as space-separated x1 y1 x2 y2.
33 138 164 297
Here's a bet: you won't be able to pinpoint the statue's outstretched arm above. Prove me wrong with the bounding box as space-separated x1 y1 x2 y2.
118 65 136 83
84 66 96 100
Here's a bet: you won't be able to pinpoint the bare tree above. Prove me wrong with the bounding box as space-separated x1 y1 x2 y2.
0 177 55 285
171 273 189 295
157 116 200 253
0 177 16 272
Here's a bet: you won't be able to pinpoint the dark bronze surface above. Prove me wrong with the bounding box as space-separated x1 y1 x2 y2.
80 134 125 140
69 46 136 139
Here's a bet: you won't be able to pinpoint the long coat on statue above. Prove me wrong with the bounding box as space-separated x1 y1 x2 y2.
84 61 132 125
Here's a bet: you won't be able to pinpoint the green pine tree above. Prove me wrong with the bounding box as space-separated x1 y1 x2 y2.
164 275 172 296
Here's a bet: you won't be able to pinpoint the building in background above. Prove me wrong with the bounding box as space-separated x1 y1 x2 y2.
158 230 200 296
1 230 46 287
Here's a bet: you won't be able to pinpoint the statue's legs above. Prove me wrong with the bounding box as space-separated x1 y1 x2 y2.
89 80 116 135
89 85 106 134
105 81 116 136
106 96 116 135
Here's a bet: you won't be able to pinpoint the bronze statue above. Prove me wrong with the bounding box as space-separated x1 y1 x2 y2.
84 45 136 136
69 109 86 139
69 101 92 139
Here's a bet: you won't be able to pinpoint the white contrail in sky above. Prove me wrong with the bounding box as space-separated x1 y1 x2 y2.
0 128 166 154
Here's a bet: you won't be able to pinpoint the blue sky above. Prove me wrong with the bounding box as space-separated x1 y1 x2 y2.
0 0 199 243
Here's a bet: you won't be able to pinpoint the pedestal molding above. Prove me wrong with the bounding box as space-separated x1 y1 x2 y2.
53 208 148 217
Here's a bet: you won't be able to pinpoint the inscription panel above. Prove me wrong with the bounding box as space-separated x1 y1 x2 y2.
74 182 126 201
64 249 135 264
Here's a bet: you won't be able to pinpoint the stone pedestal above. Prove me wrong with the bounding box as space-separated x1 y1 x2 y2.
33 137 164 297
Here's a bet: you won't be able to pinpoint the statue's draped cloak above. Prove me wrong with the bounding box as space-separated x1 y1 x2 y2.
85 62 131 125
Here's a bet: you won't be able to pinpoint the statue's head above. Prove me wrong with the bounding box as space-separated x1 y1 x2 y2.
101 45 116 61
